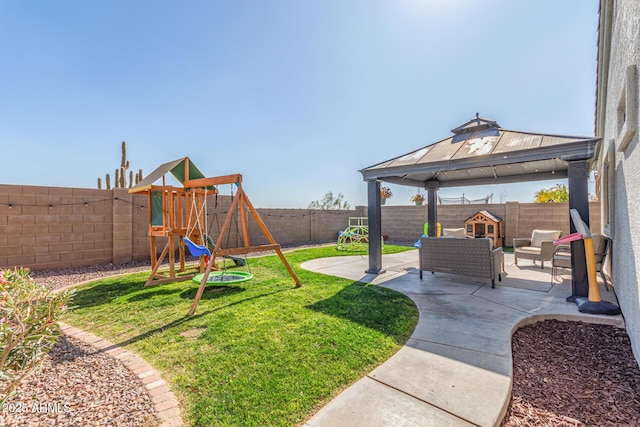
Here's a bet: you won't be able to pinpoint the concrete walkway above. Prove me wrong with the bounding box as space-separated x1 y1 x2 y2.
301 250 624 427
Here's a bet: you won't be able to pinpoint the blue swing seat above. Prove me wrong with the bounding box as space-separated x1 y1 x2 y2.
183 237 212 257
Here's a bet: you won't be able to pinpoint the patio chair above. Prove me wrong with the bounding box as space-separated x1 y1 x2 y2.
551 234 609 290
552 234 610 290
593 234 611 290
513 230 562 269
551 244 571 283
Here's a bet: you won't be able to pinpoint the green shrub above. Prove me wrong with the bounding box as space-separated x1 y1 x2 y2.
0 268 74 404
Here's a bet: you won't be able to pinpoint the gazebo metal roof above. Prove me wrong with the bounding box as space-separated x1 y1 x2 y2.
360 114 601 303
360 114 600 189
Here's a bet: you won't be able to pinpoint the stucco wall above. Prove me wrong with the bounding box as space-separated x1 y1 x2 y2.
598 0 640 362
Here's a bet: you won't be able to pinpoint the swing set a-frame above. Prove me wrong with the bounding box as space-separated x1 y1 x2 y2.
129 157 301 316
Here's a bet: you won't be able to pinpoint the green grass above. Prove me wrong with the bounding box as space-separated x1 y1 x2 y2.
64 245 418 427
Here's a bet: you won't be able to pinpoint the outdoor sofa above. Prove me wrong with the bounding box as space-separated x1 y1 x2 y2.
419 237 504 288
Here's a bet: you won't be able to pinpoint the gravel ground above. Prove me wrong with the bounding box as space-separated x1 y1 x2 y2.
1 335 158 427
31 260 160 292
6 247 640 426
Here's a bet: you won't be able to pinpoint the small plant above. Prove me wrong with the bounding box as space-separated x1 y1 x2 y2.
380 186 393 199
0 268 74 404
410 191 425 203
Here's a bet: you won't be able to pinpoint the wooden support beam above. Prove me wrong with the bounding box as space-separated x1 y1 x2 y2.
145 241 171 286
149 235 157 270
238 187 250 248
187 186 301 316
184 174 242 188
169 237 176 278
242 191 301 287
216 244 280 256
187 189 242 316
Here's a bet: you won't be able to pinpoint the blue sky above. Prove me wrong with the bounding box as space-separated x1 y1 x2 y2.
0 1 599 208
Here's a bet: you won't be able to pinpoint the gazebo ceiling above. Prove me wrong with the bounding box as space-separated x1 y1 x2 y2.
360 114 601 189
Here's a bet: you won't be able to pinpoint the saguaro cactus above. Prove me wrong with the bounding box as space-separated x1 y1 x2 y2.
98 141 142 189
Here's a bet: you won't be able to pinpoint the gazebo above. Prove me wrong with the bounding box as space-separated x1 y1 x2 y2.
360 114 600 301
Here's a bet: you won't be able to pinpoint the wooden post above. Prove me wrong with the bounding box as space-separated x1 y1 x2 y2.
145 240 171 286
187 185 301 316
238 187 250 248
242 189 301 287
187 189 243 316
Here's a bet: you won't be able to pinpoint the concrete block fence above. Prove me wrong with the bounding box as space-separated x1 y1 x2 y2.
0 184 599 271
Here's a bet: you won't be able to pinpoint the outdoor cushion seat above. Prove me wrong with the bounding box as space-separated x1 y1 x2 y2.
419 237 503 288
514 229 562 269
515 246 544 255
442 228 468 238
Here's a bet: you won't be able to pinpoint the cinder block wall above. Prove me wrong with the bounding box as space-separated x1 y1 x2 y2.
0 185 114 270
0 184 601 271
247 206 367 246
378 202 601 245
381 206 426 241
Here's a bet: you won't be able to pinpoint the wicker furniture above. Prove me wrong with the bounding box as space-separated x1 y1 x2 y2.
551 234 611 289
513 230 562 269
551 245 572 283
442 228 467 237
419 237 504 288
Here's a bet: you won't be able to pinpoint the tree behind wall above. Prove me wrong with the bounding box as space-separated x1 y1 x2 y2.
534 184 569 203
308 191 351 210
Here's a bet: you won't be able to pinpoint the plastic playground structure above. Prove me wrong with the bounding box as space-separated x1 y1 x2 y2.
337 217 382 251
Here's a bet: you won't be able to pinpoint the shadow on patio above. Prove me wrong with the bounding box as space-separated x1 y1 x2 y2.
302 250 623 427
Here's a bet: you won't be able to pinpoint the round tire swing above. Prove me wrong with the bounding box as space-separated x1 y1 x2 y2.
192 271 253 285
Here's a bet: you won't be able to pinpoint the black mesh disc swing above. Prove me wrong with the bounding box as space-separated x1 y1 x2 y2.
192 184 253 285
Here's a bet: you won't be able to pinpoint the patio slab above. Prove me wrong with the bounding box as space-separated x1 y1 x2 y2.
303 249 624 427
304 376 476 427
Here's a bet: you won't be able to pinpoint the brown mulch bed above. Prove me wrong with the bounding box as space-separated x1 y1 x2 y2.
502 319 640 426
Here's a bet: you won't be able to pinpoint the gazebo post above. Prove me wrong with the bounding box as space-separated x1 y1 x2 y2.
366 180 385 274
567 159 590 301
426 185 439 237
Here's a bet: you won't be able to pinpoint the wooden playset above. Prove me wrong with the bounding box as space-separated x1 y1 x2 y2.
129 157 301 315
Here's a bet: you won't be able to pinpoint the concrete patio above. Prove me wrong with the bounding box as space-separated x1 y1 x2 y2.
301 250 623 427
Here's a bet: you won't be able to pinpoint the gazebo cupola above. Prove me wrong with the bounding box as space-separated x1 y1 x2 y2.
450 113 501 143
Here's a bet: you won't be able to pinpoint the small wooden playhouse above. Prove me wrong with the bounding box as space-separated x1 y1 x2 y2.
464 210 503 247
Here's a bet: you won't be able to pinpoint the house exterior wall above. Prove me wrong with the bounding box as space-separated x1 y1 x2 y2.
596 0 640 362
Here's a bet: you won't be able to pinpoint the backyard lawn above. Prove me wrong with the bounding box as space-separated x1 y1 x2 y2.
64 245 418 426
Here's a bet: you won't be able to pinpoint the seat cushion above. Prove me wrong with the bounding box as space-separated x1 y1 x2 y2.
442 228 467 238
531 230 562 248
515 246 541 255
553 254 571 269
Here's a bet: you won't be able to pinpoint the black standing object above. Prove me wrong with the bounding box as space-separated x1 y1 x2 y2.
567 160 590 302
366 180 385 274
